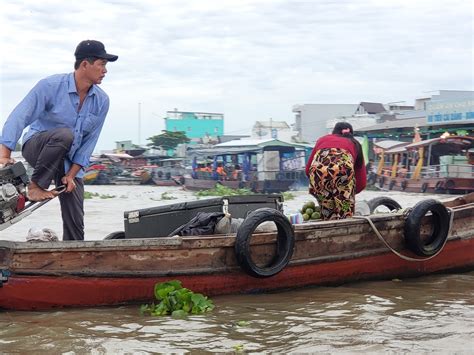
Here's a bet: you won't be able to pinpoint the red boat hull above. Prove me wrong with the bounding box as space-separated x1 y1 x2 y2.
1 237 472 311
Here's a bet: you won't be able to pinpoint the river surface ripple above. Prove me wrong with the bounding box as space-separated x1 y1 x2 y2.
0 187 472 353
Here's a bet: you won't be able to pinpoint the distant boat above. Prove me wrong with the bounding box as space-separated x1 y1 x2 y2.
83 169 99 184
84 164 114 185
184 138 310 192
150 158 185 186
369 135 473 194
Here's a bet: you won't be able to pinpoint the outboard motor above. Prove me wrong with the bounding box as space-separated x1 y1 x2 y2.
0 162 29 224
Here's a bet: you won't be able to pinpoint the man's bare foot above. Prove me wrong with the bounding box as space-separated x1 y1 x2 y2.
27 182 57 201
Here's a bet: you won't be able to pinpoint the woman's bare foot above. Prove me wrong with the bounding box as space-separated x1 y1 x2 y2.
27 182 58 201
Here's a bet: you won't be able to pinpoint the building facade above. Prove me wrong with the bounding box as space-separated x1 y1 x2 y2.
355 90 474 140
164 110 224 144
251 120 293 142
292 104 359 143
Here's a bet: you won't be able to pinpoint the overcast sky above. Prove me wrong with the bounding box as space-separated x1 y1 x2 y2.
1 0 472 151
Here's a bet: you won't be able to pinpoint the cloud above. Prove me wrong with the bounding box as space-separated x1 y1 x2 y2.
1 0 472 151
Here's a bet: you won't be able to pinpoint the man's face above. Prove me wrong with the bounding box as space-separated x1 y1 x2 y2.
85 59 108 85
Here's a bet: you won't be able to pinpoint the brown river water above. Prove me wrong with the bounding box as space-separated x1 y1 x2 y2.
0 187 473 353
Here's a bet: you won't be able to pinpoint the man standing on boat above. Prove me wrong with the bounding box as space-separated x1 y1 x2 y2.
0 40 118 240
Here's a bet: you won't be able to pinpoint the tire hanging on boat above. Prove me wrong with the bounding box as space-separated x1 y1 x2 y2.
420 182 428 193
445 180 455 190
104 231 126 240
235 207 295 278
404 199 450 257
367 196 402 214
401 180 408 190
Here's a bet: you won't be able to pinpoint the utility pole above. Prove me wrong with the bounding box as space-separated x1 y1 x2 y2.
138 102 142 145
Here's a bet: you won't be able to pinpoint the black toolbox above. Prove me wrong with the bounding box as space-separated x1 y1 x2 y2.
124 194 283 238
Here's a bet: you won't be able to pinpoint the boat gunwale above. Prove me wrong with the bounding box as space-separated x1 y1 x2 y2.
0 202 472 252
8 233 473 278
0 212 405 251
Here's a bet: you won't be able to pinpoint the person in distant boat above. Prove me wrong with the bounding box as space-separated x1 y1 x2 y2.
0 40 118 240
305 122 366 220
232 164 242 180
216 163 227 180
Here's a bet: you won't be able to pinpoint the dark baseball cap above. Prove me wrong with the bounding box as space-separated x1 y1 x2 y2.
74 40 118 62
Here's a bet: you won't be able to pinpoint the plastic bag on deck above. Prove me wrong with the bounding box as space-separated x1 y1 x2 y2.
167 212 225 237
26 227 59 242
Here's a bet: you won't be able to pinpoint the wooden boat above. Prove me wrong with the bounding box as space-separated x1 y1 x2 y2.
150 158 185 186
184 138 309 193
0 194 473 311
83 169 99 184
369 135 473 194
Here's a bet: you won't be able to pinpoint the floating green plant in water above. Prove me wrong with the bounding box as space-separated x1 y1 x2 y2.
99 194 116 199
195 184 253 197
84 191 98 199
140 280 214 317
84 191 115 199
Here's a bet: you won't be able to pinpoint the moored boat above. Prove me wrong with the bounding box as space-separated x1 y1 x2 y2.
184 138 309 193
0 194 473 311
369 135 473 194
150 158 185 186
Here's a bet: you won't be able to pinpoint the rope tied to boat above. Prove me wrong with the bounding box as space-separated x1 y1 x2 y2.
353 206 455 262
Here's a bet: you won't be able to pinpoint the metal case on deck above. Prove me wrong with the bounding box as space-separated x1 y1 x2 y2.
124 194 283 238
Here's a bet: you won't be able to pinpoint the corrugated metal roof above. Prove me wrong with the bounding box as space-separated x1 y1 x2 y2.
359 102 386 114
356 117 426 131
215 138 305 149
373 140 409 150
254 121 290 129
406 136 473 149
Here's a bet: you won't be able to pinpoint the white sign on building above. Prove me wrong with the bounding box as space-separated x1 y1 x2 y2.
427 99 474 124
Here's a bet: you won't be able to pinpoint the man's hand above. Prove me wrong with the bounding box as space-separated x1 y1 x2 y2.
61 175 77 193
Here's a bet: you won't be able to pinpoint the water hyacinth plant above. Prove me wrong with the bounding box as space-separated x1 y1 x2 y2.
140 280 214 317
195 184 253 197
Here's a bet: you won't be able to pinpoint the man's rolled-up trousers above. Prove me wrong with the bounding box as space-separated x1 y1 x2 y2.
22 128 84 241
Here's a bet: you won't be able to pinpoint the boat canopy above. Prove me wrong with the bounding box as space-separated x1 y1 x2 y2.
385 144 410 154
188 139 309 157
405 136 473 150
215 138 310 149
373 140 409 151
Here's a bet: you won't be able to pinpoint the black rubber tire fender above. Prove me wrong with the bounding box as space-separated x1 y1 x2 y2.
434 181 444 191
420 182 428 193
445 180 455 190
401 180 408 190
367 196 402 214
404 199 449 256
235 207 295 278
104 231 126 240
389 180 396 190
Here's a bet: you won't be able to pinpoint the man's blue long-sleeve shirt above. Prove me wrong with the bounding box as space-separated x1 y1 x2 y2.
0 73 109 178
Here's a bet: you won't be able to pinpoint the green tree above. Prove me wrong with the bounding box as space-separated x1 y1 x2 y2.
147 130 190 150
